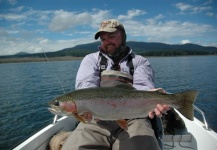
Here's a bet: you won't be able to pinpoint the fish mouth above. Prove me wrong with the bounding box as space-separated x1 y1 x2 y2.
48 104 69 116
48 107 67 116
48 100 77 116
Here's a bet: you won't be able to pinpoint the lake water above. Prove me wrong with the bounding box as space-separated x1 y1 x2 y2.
0 56 217 150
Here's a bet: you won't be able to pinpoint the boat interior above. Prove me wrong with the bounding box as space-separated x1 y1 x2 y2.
13 107 217 150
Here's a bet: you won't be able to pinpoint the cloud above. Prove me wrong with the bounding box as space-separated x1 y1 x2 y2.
118 9 146 20
91 9 111 27
48 9 113 32
39 38 49 45
122 15 217 45
175 2 212 14
0 27 9 36
0 7 113 55
203 0 213 5
0 7 53 26
8 0 17 5
0 13 26 21
9 6 25 12
41 38 94 53
175 3 193 11
48 10 92 32
181 40 191 44
145 14 164 24
206 12 217 19
174 1 217 20
0 34 95 55
0 5 217 56
127 19 214 37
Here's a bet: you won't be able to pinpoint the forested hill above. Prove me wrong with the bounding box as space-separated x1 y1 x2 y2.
1 41 217 59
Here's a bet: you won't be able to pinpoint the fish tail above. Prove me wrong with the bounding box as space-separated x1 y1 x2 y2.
178 90 198 121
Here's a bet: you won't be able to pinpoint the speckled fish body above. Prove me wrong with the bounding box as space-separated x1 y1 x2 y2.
48 86 198 121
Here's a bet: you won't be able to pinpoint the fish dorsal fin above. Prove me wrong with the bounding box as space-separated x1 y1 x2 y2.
101 70 133 79
114 84 135 90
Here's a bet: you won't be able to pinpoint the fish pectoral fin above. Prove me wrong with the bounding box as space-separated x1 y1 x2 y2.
116 119 128 131
73 113 86 123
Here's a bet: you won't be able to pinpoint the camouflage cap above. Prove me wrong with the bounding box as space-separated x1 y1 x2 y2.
95 19 124 40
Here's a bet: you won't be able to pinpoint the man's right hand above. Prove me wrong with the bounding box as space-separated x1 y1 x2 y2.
82 112 93 122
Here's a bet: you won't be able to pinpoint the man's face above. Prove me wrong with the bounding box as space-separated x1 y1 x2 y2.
100 30 123 55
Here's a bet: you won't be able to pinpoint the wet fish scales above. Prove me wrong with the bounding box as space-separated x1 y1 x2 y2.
48 86 198 121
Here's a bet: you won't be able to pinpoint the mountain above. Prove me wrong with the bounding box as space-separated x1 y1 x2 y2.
1 41 217 59
15 52 30 55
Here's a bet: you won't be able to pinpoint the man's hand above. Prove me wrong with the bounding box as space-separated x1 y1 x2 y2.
82 112 93 122
148 88 170 119
148 104 170 119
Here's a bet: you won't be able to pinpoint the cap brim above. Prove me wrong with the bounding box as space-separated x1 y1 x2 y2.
94 28 117 40
94 32 101 40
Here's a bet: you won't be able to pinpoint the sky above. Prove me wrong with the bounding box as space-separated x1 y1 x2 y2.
0 0 217 56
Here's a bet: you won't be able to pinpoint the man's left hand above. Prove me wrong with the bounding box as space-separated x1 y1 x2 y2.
148 88 170 119
148 104 170 119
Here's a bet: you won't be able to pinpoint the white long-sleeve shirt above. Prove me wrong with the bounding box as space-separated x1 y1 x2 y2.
75 49 155 90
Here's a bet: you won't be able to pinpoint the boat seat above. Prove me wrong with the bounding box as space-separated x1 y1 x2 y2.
164 134 192 142
163 134 194 150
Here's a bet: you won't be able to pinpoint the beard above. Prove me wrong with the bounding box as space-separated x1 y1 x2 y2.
100 41 128 61
105 43 118 56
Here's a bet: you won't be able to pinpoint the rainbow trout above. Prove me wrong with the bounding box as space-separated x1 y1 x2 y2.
48 86 198 130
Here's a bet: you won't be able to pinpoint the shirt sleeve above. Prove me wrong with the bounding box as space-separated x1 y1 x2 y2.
75 53 100 89
132 55 155 90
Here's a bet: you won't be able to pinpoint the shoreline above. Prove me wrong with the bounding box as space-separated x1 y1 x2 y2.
0 56 83 64
0 55 216 64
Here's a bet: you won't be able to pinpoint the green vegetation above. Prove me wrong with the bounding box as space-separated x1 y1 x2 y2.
0 41 217 60
139 49 217 57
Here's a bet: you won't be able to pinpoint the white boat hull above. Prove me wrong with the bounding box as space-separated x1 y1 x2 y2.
13 110 217 150
13 116 77 150
162 110 217 150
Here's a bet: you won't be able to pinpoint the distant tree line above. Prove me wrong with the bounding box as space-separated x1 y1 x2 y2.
1 41 217 59
138 50 217 57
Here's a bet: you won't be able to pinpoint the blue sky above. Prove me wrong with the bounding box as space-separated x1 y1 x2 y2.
0 0 217 55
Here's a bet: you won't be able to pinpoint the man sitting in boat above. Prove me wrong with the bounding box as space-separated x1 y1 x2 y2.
62 19 170 150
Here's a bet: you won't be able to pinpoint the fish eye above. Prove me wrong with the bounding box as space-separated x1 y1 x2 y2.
53 100 59 106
